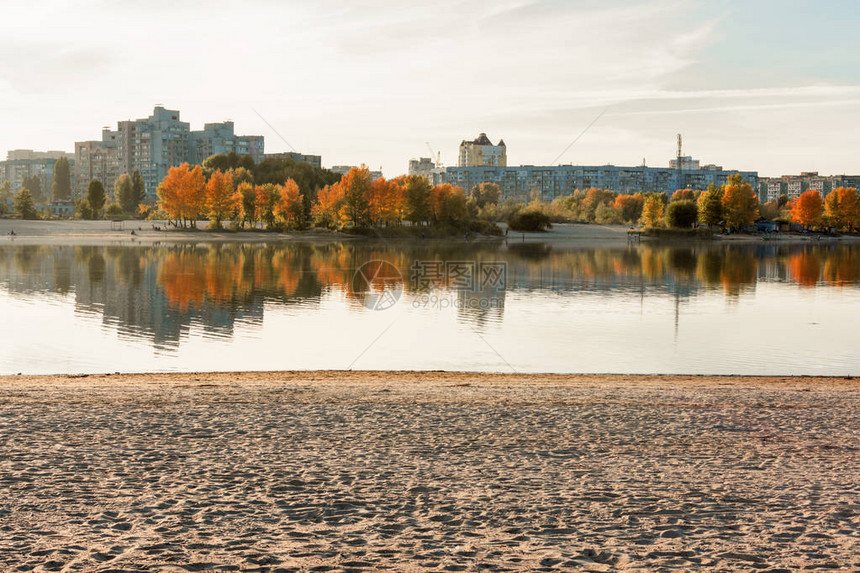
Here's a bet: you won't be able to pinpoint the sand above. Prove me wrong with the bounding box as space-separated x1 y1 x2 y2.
0 371 857 571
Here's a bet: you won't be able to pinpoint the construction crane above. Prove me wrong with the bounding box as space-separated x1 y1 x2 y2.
425 142 443 168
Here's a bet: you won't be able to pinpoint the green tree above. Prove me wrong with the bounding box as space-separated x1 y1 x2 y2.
666 200 698 228
404 175 432 224
86 180 106 219
105 203 124 219
131 170 146 211
14 188 39 219
22 175 43 203
52 157 72 201
697 183 724 228
75 199 93 220
114 174 136 214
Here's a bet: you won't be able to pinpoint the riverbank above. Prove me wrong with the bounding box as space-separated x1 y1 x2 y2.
3 219 859 248
1 371 856 571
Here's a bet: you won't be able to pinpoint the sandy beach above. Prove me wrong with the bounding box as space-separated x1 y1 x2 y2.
1 371 857 571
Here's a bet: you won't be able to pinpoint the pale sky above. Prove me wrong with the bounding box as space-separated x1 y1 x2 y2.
1 0 859 178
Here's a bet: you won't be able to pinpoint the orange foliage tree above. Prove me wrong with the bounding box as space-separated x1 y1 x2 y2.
790 190 824 229
233 181 257 228
613 193 644 223
339 167 373 227
205 169 235 229
274 179 304 228
312 184 346 228
721 175 758 229
824 187 860 231
368 177 406 226
671 189 695 202
157 163 206 227
429 184 468 225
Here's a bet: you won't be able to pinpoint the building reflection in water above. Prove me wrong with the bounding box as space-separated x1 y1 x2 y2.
0 241 858 350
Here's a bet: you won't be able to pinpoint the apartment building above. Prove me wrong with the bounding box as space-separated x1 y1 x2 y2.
458 133 506 167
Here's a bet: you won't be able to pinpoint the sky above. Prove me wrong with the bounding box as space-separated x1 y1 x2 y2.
1 0 859 178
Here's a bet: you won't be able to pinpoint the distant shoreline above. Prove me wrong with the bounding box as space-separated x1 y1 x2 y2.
1 218 858 247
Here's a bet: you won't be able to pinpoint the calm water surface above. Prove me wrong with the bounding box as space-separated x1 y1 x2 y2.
1 240 858 375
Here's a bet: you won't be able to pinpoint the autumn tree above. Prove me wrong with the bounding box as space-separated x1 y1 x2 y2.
256 183 280 229
368 177 405 226
824 187 860 231
640 195 664 228
671 188 695 202
340 167 372 227
613 193 645 223
697 183 724 228
470 182 501 209
790 190 824 229
52 157 72 201
205 169 235 229
429 184 469 225
721 175 758 230
312 184 345 228
114 174 136 214
233 181 257 228
274 179 304 228
86 180 106 219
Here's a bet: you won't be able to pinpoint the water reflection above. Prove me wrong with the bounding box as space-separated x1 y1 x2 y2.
0 241 858 355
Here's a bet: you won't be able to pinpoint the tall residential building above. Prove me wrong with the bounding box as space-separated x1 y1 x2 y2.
0 149 75 201
458 133 507 167
74 130 120 200
76 106 265 201
191 122 265 165
116 107 191 200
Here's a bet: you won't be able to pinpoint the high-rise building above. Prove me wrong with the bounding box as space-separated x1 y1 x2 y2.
76 106 265 201
0 149 75 201
191 122 265 165
116 107 191 200
458 133 506 167
75 130 120 200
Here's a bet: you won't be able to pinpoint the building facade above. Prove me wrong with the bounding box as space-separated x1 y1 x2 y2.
191 122 265 165
759 172 860 203
330 165 383 181
0 150 75 201
458 133 506 167
407 157 445 185
442 160 757 200
75 107 264 201
74 130 120 200
263 152 322 169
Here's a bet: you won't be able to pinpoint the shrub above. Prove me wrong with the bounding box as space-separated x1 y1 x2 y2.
508 209 552 232
666 200 699 228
